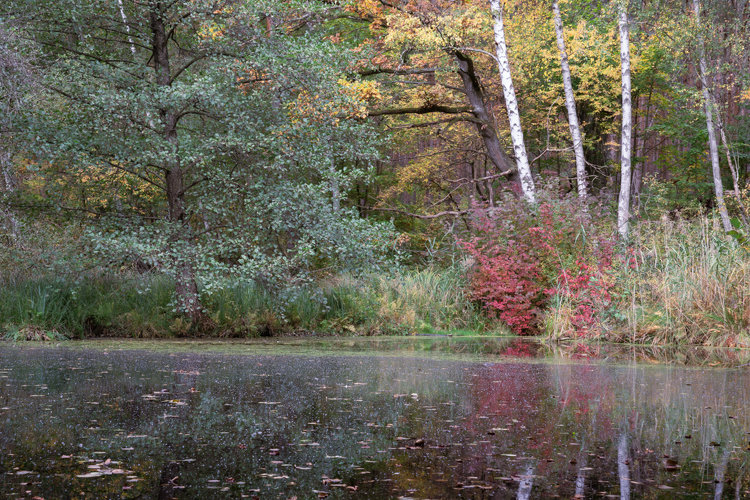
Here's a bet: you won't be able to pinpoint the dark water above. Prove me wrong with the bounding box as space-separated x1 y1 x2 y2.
1 338 749 499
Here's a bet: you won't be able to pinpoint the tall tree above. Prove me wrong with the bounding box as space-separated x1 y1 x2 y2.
553 1 588 201
0 22 31 239
693 0 732 232
8 0 393 317
617 2 633 240
490 0 536 203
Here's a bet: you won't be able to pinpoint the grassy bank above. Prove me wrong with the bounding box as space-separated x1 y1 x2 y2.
2 216 749 347
544 215 750 347
621 216 750 346
0 268 491 340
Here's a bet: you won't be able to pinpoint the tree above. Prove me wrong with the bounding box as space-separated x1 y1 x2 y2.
0 22 31 239
617 2 632 240
693 0 732 233
8 0 394 318
489 0 536 203
553 0 588 201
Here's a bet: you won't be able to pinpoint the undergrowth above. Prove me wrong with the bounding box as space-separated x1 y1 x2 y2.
0 268 491 339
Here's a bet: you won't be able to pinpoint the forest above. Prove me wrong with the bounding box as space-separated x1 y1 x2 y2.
1 0 749 345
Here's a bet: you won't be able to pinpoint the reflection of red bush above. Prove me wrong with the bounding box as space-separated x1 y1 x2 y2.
499 339 537 358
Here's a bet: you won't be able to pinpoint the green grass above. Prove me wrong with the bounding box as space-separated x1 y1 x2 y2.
0 267 492 339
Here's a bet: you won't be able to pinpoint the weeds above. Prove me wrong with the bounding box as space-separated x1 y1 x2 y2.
621 216 750 346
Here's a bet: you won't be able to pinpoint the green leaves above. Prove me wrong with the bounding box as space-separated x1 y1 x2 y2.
8 0 398 307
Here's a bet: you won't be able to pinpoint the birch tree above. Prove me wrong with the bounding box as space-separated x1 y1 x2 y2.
0 22 31 239
693 0 732 233
553 1 588 201
617 432 631 500
490 0 536 204
617 3 633 240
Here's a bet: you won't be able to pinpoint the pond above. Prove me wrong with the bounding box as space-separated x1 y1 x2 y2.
1 337 749 499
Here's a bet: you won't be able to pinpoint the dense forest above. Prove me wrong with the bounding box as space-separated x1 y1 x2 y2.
0 0 749 345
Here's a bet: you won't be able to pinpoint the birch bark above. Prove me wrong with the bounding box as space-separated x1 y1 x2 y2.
489 0 536 203
116 0 137 57
617 433 631 500
553 1 588 201
617 5 633 240
693 0 732 232
714 101 748 224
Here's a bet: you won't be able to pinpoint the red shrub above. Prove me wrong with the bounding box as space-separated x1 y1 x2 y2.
459 189 618 336
462 237 547 335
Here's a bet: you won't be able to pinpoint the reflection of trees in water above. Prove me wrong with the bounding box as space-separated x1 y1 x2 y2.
618 433 631 500
1 347 750 498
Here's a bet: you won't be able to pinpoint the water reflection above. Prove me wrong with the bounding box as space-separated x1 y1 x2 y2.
618 433 630 500
0 342 749 498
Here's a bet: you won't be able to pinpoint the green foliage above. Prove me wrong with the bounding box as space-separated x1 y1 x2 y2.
4 0 398 311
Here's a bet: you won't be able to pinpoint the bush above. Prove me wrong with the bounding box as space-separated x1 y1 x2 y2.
460 186 617 336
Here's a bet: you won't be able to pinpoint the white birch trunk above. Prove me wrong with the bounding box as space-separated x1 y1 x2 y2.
713 450 731 500
516 464 535 500
617 5 633 240
693 0 732 232
574 456 587 498
713 101 748 224
553 1 588 201
116 0 138 57
617 433 631 500
489 0 536 204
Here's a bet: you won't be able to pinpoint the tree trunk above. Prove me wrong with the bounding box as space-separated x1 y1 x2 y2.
150 8 203 320
116 0 137 57
632 94 648 206
574 455 587 498
693 0 732 233
617 5 633 240
713 450 731 500
454 51 517 181
714 103 748 225
617 433 631 500
0 149 19 238
489 0 536 203
516 464 535 500
329 157 340 213
553 1 588 201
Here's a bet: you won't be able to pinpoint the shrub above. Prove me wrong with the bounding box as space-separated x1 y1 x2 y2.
460 186 618 336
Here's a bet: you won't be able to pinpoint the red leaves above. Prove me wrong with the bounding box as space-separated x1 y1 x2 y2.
460 196 617 337
461 238 547 335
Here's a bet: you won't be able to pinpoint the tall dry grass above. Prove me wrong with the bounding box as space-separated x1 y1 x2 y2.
622 215 750 345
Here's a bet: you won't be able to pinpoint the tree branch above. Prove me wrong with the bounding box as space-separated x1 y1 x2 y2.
367 207 469 219
369 104 472 116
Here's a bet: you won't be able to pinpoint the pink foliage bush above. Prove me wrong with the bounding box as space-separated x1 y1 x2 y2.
460 188 617 336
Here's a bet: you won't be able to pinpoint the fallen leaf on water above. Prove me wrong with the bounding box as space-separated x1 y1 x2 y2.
77 472 103 478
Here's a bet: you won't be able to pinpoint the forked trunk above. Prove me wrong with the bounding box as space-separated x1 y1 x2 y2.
714 104 748 225
150 8 203 321
454 51 517 179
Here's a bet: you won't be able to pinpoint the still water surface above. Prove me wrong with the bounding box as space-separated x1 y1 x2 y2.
1 337 749 499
